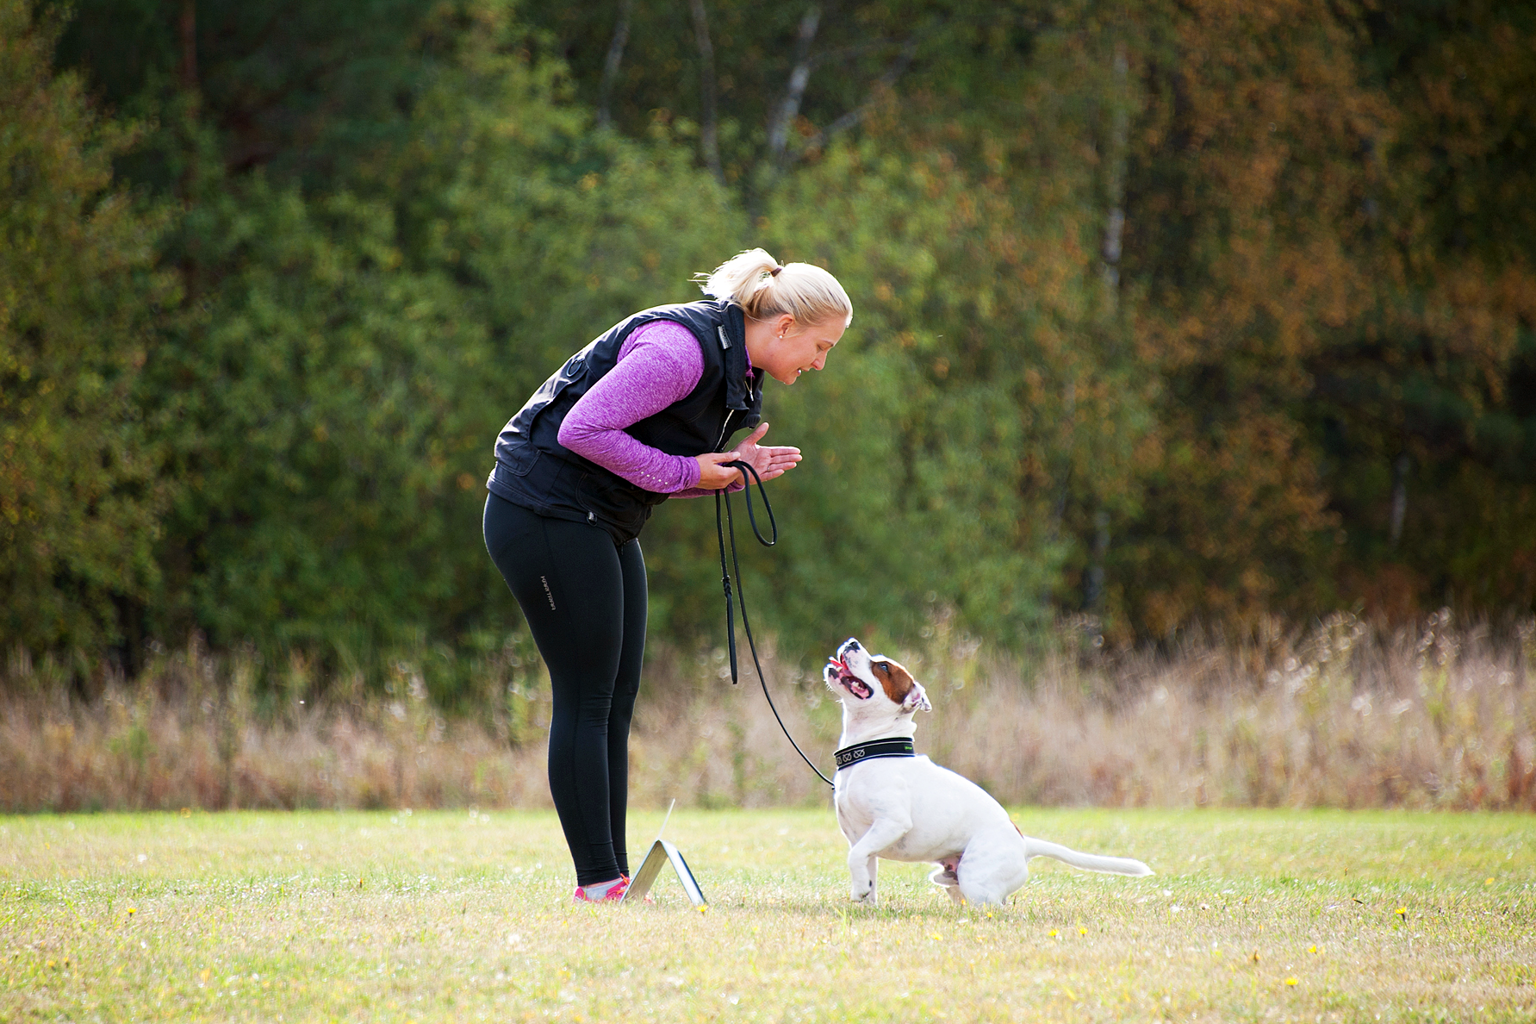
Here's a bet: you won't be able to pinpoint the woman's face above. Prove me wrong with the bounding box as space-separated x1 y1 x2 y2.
755 314 846 385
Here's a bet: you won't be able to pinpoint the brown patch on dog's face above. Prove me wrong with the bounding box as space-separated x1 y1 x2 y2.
869 657 915 706
826 637 931 713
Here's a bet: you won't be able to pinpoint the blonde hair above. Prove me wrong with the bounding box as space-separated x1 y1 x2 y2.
696 248 853 328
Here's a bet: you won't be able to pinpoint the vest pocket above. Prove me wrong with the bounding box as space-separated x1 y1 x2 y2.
503 446 540 477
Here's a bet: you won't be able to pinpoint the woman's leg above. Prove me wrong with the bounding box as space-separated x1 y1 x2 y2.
483 493 635 887
607 536 647 877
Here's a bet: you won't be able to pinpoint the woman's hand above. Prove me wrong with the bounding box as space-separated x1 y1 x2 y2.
695 422 803 490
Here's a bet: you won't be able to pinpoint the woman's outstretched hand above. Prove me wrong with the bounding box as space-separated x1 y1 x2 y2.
695 422 802 490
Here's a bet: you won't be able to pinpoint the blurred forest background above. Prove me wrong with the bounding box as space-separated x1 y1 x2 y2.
3 0 1534 700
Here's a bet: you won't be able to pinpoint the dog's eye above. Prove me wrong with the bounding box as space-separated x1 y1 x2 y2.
873 662 889 674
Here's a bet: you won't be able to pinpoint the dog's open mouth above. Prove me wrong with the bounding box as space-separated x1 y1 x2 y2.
827 657 874 700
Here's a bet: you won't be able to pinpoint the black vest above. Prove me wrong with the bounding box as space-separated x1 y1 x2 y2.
487 300 763 544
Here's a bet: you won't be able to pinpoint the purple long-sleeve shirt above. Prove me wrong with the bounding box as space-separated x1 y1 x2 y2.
557 320 747 496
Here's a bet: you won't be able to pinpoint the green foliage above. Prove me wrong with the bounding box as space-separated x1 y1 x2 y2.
2 0 1532 690
142 2 746 669
0 0 174 658
147 179 494 655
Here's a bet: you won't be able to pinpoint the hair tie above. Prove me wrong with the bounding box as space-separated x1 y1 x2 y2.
769 265 783 277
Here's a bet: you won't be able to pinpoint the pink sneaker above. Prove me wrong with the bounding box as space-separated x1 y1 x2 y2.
572 876 629 903
621 874 655 905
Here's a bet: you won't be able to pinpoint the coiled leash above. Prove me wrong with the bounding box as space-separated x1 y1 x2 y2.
715 461 835 787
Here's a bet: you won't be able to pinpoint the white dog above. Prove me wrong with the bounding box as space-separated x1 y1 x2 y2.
823 637 1152 906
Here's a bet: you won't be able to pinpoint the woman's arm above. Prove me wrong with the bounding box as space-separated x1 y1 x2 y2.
557 321 708 493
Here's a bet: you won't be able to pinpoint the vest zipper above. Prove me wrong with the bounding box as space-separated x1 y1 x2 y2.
714 409 737 452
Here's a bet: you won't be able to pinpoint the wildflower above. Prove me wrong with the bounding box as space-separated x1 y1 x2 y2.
1047 929 1058 938
127 908 136 916
1308 945 1318 954
1285 977 1299 987
1078 927 1088 935
1395 907 1407 921
1485 877 1494 886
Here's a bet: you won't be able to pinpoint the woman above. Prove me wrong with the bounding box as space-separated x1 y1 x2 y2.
483 248 852 902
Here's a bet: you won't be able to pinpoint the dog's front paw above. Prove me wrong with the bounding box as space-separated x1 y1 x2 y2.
850 883 877 905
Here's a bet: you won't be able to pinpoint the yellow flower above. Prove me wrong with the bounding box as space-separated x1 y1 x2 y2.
1078 927 1088 935
127 908 136 915
1047 929 1058 937
1485 877 1494 885
1308 945 1318 954
1395 907 1407 919
1285 977 1299 987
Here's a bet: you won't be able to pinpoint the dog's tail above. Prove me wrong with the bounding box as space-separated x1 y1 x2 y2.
1022 838 1153 877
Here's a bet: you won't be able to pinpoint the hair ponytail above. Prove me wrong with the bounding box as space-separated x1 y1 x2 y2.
696 248 853 328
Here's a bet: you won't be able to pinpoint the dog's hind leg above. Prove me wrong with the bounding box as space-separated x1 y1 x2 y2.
930 858 965 904
956 827 1030 907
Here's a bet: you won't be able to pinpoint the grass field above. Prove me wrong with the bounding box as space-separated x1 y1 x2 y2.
3 807 1532 1022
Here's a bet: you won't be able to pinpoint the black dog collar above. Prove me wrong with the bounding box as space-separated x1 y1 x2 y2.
833 737 915 771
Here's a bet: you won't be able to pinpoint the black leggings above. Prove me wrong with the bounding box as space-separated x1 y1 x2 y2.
482 492 646 886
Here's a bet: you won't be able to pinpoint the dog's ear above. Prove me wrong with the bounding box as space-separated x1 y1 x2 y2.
877 657 930 714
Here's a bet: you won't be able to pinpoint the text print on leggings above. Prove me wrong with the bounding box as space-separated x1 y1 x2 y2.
541 575 556 610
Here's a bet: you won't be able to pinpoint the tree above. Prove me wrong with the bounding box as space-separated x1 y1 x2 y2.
0 0 173 664
1113 0 1385 633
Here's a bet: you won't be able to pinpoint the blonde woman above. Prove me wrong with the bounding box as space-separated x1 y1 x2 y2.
483 249 852 902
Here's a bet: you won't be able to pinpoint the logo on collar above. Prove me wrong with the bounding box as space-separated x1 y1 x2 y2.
833 738 915 771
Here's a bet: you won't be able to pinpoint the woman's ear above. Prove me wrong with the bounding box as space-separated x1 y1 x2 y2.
774 312 797 339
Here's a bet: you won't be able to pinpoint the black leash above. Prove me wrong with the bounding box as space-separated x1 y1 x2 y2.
715 460 835 788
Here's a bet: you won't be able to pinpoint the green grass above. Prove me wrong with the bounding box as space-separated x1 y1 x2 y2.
2 807 1533 1022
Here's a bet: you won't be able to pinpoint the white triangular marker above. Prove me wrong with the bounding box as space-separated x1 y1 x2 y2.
622 800 706 906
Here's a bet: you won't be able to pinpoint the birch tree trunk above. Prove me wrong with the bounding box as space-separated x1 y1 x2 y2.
179 0 198 92
1099 43 1129 324
688 0 723 182
1085 42 1130 621
1390 452 1410 548
767 7 820 167
597 0 634 129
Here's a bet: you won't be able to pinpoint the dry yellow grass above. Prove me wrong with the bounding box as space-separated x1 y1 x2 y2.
3 613 1533 814
2 807 1533 1022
